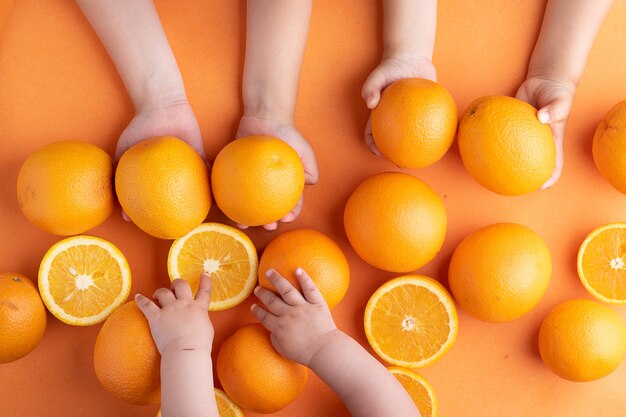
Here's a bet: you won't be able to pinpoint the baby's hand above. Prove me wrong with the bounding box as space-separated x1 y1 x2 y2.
516 75 576 188
362 56 437 156
135 273 214 355
251 268 337 367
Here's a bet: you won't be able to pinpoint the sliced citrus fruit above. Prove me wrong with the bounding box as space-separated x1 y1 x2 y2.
168 222 258 311
388 366 437 417
156 388 243 417
364 275 458 367
578 223 626 304
38 235 131 326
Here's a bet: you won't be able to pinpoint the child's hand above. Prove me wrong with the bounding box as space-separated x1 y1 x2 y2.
251 268 337 367
236 115 319 231
362 56 437 156
516 75 576 189
135 273 214 355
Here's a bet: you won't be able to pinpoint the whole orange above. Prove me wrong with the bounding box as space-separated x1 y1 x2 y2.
593 100 626 194
343 172 446 273
0 273 47 363
458 96 555 195
216 323 308 413
372 78 457 168
93 302 160 405
449 223 552 322
211 135 305 226
17 140 114 235
115 136 211 239
539 299 626 382
258 228 350 309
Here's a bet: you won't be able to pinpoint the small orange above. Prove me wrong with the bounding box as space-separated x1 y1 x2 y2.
593 100 626 194
539 299 626 382
156 388 244 417
115 136 211 239
216 323 308 413
94 302 160 405
449 223 552 322
458 96 555 195
388 366 437 417
344 172 446 273
258 228 350 309
0 273 47 363
17 140 114 235
372 78 458 168
211 135 305 226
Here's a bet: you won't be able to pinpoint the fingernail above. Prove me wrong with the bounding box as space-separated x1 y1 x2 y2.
265 269 273 278
538 111 550 124
295 268 304 276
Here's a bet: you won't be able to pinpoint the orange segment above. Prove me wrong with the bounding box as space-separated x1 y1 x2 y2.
388 366 437 417
168 223 258 311
38 236 131 325
577 223 626 304
156 389 243 417
364 275 458 367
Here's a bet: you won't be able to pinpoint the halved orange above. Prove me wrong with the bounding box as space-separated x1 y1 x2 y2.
388 366 437 417
364 275 458 367
578 223 626 304
156 388 244 417
167 223 258 311
38 235 131 325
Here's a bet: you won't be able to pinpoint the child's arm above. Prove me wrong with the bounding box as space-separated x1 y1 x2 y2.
76 0 205 161
362 0 437 156
251 269 420 417
136 274 218 417
236 0 318 232
516 0 612 188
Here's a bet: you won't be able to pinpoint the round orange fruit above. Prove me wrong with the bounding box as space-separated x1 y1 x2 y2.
94 302 160 405
449 223 552 322
17 140 114 235
372 78 457 168
115 136 211 239
344 172 446 273
258 228 350 309
458 96 555 195
539 299 626 382
593 100 626 194
0 273 47 363
216 323 308 413
211 135 305 226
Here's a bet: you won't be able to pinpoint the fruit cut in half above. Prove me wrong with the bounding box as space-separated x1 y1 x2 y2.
388 366 438 417
578 223 626 304
168 223 258 311
156 388 244 417
38 235 131 325
364 275 458 367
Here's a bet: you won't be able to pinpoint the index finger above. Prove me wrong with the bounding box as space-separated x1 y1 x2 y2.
194 273 212 310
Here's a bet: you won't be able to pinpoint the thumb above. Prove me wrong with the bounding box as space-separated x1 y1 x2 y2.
362 69 387 109
537 98 571 125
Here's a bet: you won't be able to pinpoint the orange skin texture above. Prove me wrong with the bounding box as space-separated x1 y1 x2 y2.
216 323 308 414
458 96 555 195
258 228 350 309
372 78 458 168
593 100 626 194
115 136 211 239
539 299 626 382
211 135 305 226
17 140 115 236
449 223 552 322
93 302 161 405
0 273 47 363
344 172 447 273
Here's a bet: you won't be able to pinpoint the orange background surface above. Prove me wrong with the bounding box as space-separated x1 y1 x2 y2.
2 1 626 416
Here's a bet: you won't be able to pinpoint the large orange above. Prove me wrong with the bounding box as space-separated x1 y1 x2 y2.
211 135 305 226
258 228 350 309
539 299 626 382
17 140 114 235
458 96 555 195
344 172 446 273
115 136 211 239
93 302 160 405
372 78 457 168
216 323 308 413
0 273 47 363
449 223 552 322
593 100 626 194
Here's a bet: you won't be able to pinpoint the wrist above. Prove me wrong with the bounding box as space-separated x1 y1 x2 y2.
307 329 346 370
383 44 432 67
242 89 295 125
132 74 188 113
525 68 578 91
161 336 213 357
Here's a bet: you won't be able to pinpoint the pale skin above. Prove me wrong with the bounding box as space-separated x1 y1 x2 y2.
135 274 218 417
251 269 421 417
